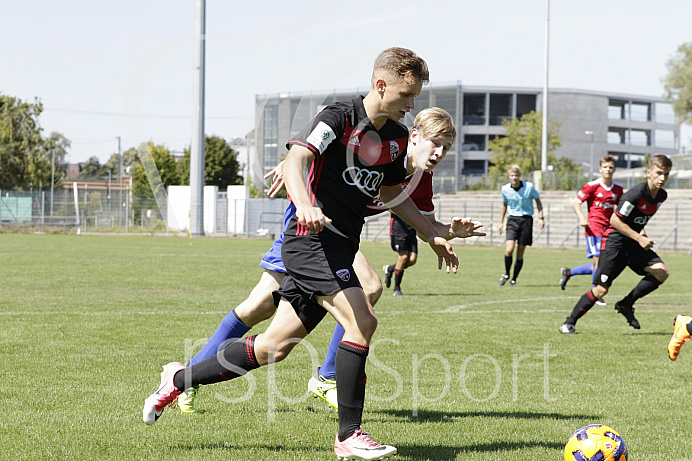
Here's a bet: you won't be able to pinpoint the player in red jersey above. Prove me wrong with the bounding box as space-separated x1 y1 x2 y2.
559 155 672 334
559 156 623 307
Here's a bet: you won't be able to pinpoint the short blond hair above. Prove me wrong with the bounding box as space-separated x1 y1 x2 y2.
413 107 456 143
372 47 429 86
508 164 521 176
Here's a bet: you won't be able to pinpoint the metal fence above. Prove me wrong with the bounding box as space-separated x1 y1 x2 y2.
2 187 690 254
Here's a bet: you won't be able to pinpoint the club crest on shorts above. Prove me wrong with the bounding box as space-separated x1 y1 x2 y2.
336 269 351 282
601 274 609 283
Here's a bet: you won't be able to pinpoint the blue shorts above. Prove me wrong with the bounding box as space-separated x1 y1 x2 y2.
585 236 602 259
259 202 296 273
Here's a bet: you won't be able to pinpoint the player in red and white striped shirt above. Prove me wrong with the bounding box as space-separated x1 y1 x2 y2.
559 155 623 305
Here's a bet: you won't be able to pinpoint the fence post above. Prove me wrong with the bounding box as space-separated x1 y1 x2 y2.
674 203 678 252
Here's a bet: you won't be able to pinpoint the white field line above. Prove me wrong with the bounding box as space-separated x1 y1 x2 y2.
1 293 685 316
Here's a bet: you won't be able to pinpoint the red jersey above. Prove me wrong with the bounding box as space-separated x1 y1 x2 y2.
366 169 434 218
575 178 623 237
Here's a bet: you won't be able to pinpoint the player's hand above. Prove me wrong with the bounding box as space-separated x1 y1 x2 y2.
428 236 458 274
296 205 332 233
638 235 654 250
264 161 285 198
497 223 504 234
450 217 486 239
538 218 545 230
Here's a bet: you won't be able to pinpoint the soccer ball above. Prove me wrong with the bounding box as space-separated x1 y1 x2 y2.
564 424 628 461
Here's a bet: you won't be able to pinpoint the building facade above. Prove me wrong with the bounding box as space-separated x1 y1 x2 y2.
253 84 678 192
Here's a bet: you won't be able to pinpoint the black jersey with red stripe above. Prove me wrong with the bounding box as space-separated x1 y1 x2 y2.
286 97 408 245
603 181 667 249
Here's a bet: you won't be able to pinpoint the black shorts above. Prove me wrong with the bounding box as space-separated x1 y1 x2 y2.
505 215 533 246
593 240 663 287
273 230 362 332
390 215 418 253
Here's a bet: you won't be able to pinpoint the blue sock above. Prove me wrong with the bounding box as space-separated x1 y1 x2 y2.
319 323 345 380
188 310 251 366
592 266 597 285
569 263 593 276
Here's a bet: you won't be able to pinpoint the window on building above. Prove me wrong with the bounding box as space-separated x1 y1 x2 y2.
463 93 486 125
608 99 626 120
462 134 485 151
263 104 279 174
462 159 486 174
655 102 676 124
608 128 626 145
516 94 537 118
655 130 675 149
489 93 512 125
630 102 652 122
629 129 650 146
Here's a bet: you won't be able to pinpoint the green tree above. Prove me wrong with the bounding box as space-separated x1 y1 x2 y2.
39 132 70 189
132 142 180 197
663 41 692 124
487 111 575 175
77 156 109 179
178 135 242 188
0 95 44 189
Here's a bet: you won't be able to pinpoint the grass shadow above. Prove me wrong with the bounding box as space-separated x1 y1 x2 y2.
374 409 599 423
396 441 564 460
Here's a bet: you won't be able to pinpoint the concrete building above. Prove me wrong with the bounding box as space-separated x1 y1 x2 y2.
252 84 679 192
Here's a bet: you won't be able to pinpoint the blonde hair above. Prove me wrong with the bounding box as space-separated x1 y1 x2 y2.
413 107 456 143
372 47 429 86
600 155 616 166
508 164 521 176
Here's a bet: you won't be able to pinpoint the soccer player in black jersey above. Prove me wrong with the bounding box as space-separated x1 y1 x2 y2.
143 47 458 461
559 155 672 334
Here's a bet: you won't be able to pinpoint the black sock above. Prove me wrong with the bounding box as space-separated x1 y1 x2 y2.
512 259 523 281
394 269 404 290
620 275 662 307
336 341 369 442
565 290 598 325
173 335 261 390
504 255 512 275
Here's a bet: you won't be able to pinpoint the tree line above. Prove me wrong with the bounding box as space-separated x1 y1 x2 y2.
0 94 243 194
3 40 692 193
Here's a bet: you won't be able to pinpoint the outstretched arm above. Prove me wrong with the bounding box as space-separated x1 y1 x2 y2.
380 185 458 273
419 215 485 242
263 160 285 198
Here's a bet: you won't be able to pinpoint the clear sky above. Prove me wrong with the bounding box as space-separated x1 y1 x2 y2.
3 0 691 164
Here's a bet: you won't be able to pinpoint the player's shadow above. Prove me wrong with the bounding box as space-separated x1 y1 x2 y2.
396 440 565 460
172 440 564 460
374 408 599 423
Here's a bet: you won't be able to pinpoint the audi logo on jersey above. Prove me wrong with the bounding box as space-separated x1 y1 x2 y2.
342 166 385 192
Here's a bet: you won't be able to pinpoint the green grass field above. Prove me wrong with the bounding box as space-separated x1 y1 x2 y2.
2 234 691 460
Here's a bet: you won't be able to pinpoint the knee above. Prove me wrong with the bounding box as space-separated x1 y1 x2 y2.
652 267 669 283
407 255 417 267
363 279 383 306
356 313 378 342
235 296 277 326
593 285 608 298
256 338 296 364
